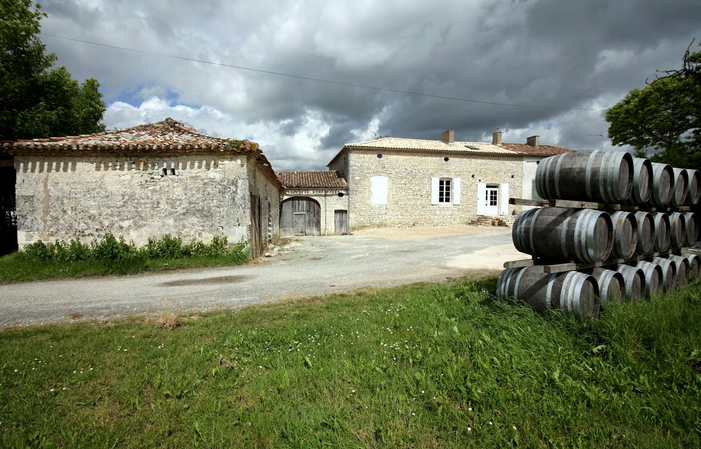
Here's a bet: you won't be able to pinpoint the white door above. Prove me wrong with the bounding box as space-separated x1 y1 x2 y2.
484 185 499 215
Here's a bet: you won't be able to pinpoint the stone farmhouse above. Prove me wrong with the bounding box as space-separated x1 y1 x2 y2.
326 131 572 230
277 171 349 236
0 119 572 256
0 118 280 258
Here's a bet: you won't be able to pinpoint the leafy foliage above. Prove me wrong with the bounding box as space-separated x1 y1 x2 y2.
19 233 239 262
0 0 106 140
606 42 701 168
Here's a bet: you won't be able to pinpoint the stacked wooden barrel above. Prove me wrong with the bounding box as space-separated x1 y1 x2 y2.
498 150 699 319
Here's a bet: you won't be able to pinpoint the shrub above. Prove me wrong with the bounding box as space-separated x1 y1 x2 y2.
90 234 137 260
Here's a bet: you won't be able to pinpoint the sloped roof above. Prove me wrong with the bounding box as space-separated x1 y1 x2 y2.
501 143 573 156
345 137 517 154
0 118 260 156
277 171 348 189
1 118 280 186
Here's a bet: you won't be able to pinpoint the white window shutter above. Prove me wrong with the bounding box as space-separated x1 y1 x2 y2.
476 183 486 215
499 183 509 216
431 177 439 204
371 176 389 205
453 178 461 205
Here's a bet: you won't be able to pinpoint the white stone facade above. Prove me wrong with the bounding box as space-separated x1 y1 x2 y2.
328 148 544 230
13 154 280 248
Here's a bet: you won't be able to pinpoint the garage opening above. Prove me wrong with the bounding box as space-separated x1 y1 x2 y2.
280 197 321 236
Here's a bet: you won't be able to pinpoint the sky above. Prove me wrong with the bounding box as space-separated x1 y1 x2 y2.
37 0 701 171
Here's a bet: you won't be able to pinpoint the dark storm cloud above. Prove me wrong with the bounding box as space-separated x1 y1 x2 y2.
36 0 701 169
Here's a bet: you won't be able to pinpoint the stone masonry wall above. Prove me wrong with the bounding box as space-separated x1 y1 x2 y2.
345 150 528 229
247 158 281 244
280 190 349 235
14 154 259 248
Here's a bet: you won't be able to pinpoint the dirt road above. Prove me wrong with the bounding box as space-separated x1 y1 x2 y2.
0 226 524 328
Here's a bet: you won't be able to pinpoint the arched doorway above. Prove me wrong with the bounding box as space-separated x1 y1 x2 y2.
280 197 321 236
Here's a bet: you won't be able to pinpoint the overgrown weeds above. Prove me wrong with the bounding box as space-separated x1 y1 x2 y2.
0 234 249 283
1 278 700 447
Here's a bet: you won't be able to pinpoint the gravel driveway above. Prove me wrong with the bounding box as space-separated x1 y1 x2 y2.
0 226 523 328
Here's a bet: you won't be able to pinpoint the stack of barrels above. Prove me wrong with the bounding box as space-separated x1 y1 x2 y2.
497 150 700 319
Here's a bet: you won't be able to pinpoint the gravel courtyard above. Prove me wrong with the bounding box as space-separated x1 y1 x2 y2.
0 226 523 328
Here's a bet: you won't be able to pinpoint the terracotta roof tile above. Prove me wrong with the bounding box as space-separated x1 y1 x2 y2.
277 171 348 189
501 143 574 156
0 118 259 155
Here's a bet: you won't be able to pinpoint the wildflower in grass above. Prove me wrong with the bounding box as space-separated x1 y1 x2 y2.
467 427 472 432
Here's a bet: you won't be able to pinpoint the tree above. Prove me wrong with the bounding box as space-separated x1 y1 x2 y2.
606 42 701 169
0 0 106 141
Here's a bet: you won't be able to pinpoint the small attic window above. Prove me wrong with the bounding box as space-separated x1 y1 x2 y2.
377 154 383 159
466 145 480 151
162 168 177 176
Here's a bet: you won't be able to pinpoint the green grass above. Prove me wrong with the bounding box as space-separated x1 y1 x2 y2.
1 278 701 448
0 234 250 283
0 252 250 283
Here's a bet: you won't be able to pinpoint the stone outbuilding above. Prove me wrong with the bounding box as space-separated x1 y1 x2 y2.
327 130 571 230
0 118 280 257
277 171 349 236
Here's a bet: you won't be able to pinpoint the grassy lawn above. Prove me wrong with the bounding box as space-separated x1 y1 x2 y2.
1 277 700 448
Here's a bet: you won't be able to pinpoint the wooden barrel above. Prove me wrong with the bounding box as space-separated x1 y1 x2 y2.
583 267 625 306
683 212 698 247
652 212 671 253
669 212 687 250
497 266 599 318
512 207 613 263
634 260 664 297
667 255 689 288
609 211 637 259
651 257 677 292
647 163 674 207
624 158 653 205
671 168 689 207
535 150 633 203
616 264 645 301
633 211 655 256
684 169 701 206
684 254 699 281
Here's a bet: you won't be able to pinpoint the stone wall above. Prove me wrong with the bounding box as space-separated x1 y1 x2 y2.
247 158 281 244
280 189 349 235
14 154 279 248
336 149 535 229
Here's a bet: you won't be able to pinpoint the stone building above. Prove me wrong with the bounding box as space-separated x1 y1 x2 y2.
0 118 280 257
277 171 349 236
327 130 571 230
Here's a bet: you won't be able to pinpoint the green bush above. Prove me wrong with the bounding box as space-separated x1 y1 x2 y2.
90 234 137 260
17 234 244 263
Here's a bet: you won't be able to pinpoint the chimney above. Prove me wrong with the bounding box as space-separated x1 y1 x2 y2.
492 131 502 145
441 129 454 144
526 135 540 147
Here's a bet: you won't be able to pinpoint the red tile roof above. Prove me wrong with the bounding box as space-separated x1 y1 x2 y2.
0 118 260 156
501 143 574 156
277 171 348 189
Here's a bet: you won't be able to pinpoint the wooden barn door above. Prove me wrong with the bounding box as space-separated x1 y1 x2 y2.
250 194 262 258
280 197 321 236
334 210 348 235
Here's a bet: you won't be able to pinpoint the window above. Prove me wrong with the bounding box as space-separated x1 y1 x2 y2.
438 178 452 203
431 177 461 205
486 185 498 206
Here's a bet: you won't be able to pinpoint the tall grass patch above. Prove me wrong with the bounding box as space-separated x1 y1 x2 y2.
1 279 700 447
0 234 249 283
